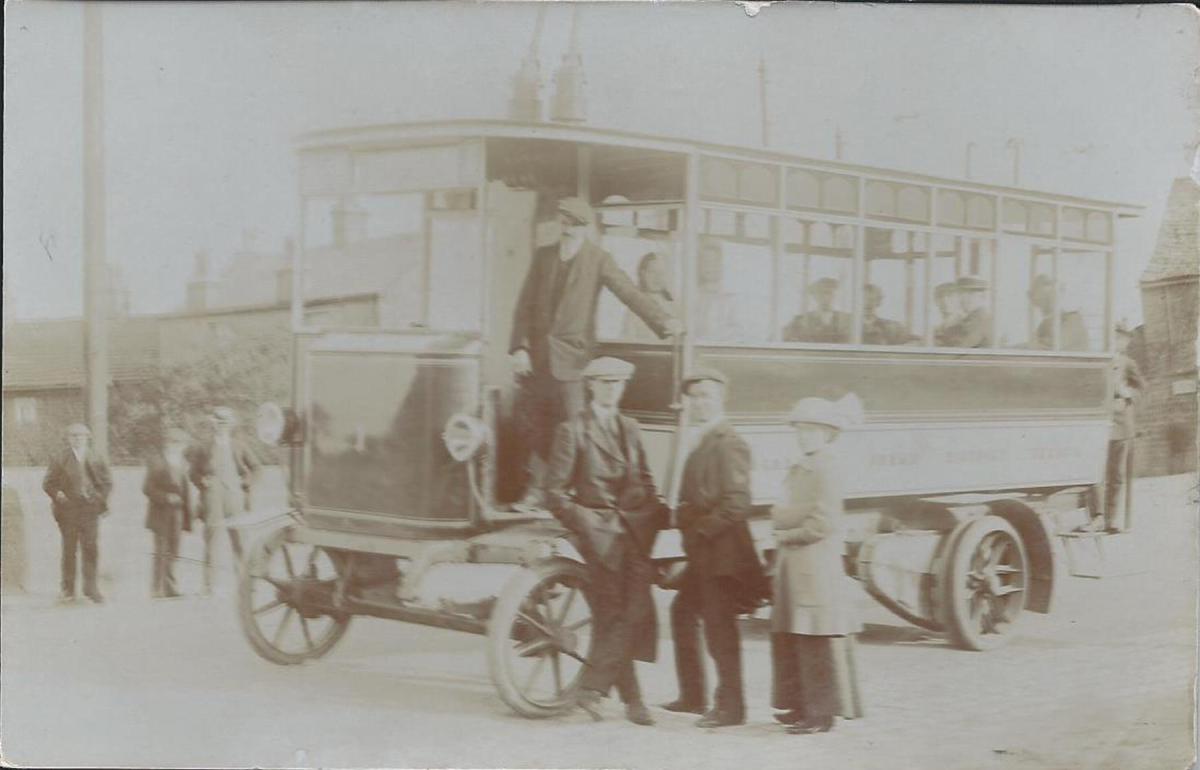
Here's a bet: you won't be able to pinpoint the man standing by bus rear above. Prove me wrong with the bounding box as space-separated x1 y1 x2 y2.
509 197 680 509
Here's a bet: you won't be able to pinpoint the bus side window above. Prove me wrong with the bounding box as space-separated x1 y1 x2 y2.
595 208 682 343
930 234 995 349
862 227 924 346
777 219 854 344
695 211 774 344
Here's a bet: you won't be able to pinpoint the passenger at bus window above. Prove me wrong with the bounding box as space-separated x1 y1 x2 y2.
781 278 851 344
937 276 992 348
1027 274 1090 351
860 284 917 346
932 282 961 346
694 238 745 342
622 252 680 342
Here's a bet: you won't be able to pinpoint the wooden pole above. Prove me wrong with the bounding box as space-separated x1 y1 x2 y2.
83 3 109 456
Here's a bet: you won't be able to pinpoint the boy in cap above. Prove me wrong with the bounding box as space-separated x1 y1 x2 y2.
781 277 851 343
188 407 260 594
42 423 112 603
544 356 669 726
664 368 766 727
143 427 194 598
510 197 681 510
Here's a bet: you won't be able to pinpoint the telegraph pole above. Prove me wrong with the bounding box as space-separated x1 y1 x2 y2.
83 3 109 455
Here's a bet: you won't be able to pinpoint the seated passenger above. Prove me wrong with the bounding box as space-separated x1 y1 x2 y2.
781 277 851 344
694 238 745 342
622 252 680 342
1026 274 1090 351
938 276 992 348
932 282 961 346
861 283 917 346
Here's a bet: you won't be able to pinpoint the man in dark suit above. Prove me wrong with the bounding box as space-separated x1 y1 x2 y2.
42 423 112 603
938 275 992 348
143 427 194 598
781 277 852 344
188 407 260 594
663 368 767 727
545 356 669 726
510 197 680 509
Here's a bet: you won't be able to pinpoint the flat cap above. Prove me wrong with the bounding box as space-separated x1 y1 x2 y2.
955 275 988 292
1114 320 1134 337
557 197 594 227
581 356 635 380
66 423 91 436
681 367 729 394
933 281 959 299
211 406 238 424
808 276 840 293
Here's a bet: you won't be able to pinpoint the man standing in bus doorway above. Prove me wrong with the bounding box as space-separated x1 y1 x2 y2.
1099 322 1145 533
43 423 113 603
544 356 669 727
664 368 767 728
1028 274 1090 351
189 407 260 595
509 197 681 510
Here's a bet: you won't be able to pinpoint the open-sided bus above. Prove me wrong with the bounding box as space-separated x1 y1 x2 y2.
238 119 1142 718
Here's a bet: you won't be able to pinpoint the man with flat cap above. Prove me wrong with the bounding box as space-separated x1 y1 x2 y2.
510 197 681 509
42 423 112 603
544 356 669 726
663 368 767 727
938 275 992 348
189 406 260 594
782 277 851 343
143 427 194 598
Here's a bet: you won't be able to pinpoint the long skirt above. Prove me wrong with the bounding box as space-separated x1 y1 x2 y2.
771 632 863 719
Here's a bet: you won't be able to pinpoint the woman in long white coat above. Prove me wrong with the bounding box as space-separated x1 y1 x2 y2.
770 393 864 734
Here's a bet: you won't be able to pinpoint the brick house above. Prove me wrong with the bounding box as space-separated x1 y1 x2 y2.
1133 177 1199 477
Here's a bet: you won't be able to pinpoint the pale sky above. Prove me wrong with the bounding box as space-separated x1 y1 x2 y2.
5 2 1198 323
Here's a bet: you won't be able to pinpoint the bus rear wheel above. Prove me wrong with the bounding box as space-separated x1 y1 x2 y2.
943 515 1028 651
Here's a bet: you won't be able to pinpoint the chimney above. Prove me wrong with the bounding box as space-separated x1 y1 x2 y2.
508 6 546 121
186 248 213 312
549 8 586 124
276 238 294 304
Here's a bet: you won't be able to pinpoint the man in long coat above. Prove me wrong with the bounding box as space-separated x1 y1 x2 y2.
510 197 679 508
544 356 669 726
42 423 112 603
781 277 851 343
188 407 260 594
1101 323 1145 532
143 427 194 598
664 368 767 728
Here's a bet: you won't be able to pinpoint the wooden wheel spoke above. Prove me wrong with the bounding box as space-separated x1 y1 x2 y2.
298 614 315 650
253 597 285 615
516 610 557 640
566 616 592 632
272 606 296 648
520 654 548 694
281 545 297 579
992 584 1024 597
553 586 578 625
551 652 563 696
514 638 554 657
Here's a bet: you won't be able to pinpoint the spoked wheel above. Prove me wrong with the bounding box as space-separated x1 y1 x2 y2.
487 559 594 718
943 515 1028 651
238 525 351 665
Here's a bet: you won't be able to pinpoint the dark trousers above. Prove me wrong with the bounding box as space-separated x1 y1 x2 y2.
151 518 181 597
670 569 745 717
516 374 585 496
55 509 99 596
1104 438 1129 530
771 633 863 720
578 537 653 705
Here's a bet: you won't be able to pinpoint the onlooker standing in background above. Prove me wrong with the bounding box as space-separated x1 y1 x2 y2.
1101 322 1145 533
42 423 113 604
189 407 260 594
143 427 194 599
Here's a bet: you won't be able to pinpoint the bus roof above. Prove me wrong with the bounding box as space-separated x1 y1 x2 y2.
294 119 1144 216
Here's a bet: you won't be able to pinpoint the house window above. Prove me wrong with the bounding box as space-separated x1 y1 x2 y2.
15 397 37 425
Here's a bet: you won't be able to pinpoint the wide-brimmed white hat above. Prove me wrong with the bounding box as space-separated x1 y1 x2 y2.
788 393 864 431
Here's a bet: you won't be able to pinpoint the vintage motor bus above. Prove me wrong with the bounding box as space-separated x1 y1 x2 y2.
238 119 1142 718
